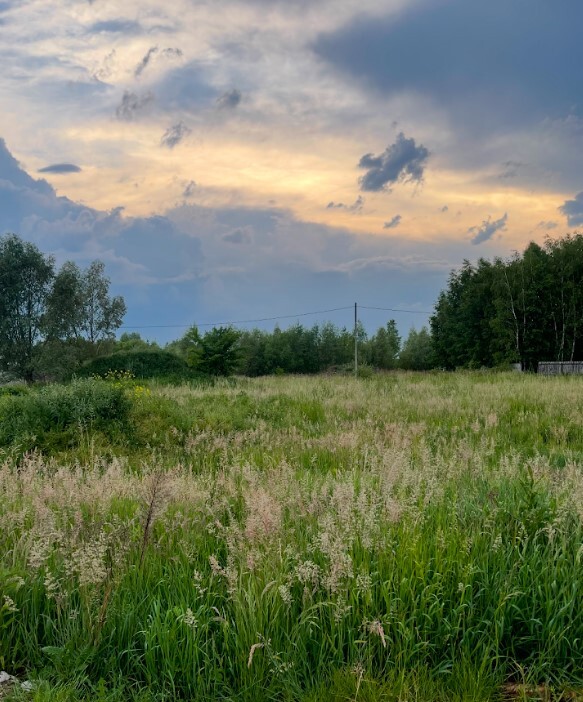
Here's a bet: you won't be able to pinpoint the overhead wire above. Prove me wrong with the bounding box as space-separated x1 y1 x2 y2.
359 305 433 315
119 306 355 330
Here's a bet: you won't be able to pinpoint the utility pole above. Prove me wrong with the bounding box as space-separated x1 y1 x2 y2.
354 302 358 378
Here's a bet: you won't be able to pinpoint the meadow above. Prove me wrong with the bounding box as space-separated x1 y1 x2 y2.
1 372 582 701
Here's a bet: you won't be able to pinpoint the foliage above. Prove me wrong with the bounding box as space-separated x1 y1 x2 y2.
234 319 404 376
115 332 160 354
45 260 126 346
78 351 194 381
0 233 55 382
170 325 241 376
368 319 401 369
431 233 583 370
399 326 434 370
0 378 131 453
196 326 241 375
0 234 126 382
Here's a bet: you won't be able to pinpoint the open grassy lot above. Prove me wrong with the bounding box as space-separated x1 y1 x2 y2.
1 372 583 701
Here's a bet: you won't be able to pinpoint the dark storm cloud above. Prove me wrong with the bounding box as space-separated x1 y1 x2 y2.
160 122 191 148
314 0 583 133
326 195 364 212
115 90 154 120
469 213 508 245
559 192 583 227
38 163 82 174
383 215 401 229
358 133 429 192
216 88 242 110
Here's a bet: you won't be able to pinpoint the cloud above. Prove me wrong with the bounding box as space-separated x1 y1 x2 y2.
134 46 183 78
161 48 183 59
499 161 525 180
559 192 583 227
216 88 242 110
135 47 159 78
536 220 558 231
155 62 216 112
469 213 508 245
383 215 401 229
160 122 191 149
115 90 154 120
38 163 82 174
326 195 364 212
89 19 142 34
0 138 202 287
182 180 196 198
358 133 429 193
314 0 583 135
0 138 53 194
0 139 478 343
222 227 252 244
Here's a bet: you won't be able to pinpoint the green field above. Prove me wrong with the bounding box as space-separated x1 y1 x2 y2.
1 372 583 701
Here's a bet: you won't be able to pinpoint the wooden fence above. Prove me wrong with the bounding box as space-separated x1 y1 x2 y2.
538 362 583 375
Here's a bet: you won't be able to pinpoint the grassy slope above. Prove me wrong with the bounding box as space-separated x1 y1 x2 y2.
1 372 583 701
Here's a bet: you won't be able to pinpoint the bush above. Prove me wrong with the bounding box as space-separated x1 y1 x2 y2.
0 384 29 397
78 351 195 381
0 378 131 453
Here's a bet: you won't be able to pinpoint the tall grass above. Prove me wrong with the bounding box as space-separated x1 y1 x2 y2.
1 372 582 701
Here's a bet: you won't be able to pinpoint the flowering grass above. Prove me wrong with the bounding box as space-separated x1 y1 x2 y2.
1 372 583 701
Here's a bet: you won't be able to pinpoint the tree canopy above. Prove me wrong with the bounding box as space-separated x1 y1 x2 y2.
431 234 583 370
0 233 126 381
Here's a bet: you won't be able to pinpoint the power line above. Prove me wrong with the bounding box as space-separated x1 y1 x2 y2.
119 306 353 330
360 305 433 315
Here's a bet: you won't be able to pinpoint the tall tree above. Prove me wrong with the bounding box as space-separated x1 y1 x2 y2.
197 326 241 376
369 319 401 369
81 261 126 344
45 260 126 346
399 327 434 370
0 234 54 382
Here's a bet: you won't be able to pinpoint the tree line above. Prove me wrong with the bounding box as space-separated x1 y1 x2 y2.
120 320 433 376
3 231 582 380
431 234 583 370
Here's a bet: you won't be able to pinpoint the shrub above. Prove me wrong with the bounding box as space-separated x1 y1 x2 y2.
0 378 131 453
78 351 195 381
0 384 29 397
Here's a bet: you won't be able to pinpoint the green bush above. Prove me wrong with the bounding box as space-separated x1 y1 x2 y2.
0 384 29 397
0 378 131 453
78 350 195 381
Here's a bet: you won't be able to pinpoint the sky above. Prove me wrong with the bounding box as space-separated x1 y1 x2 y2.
1 0 582 341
